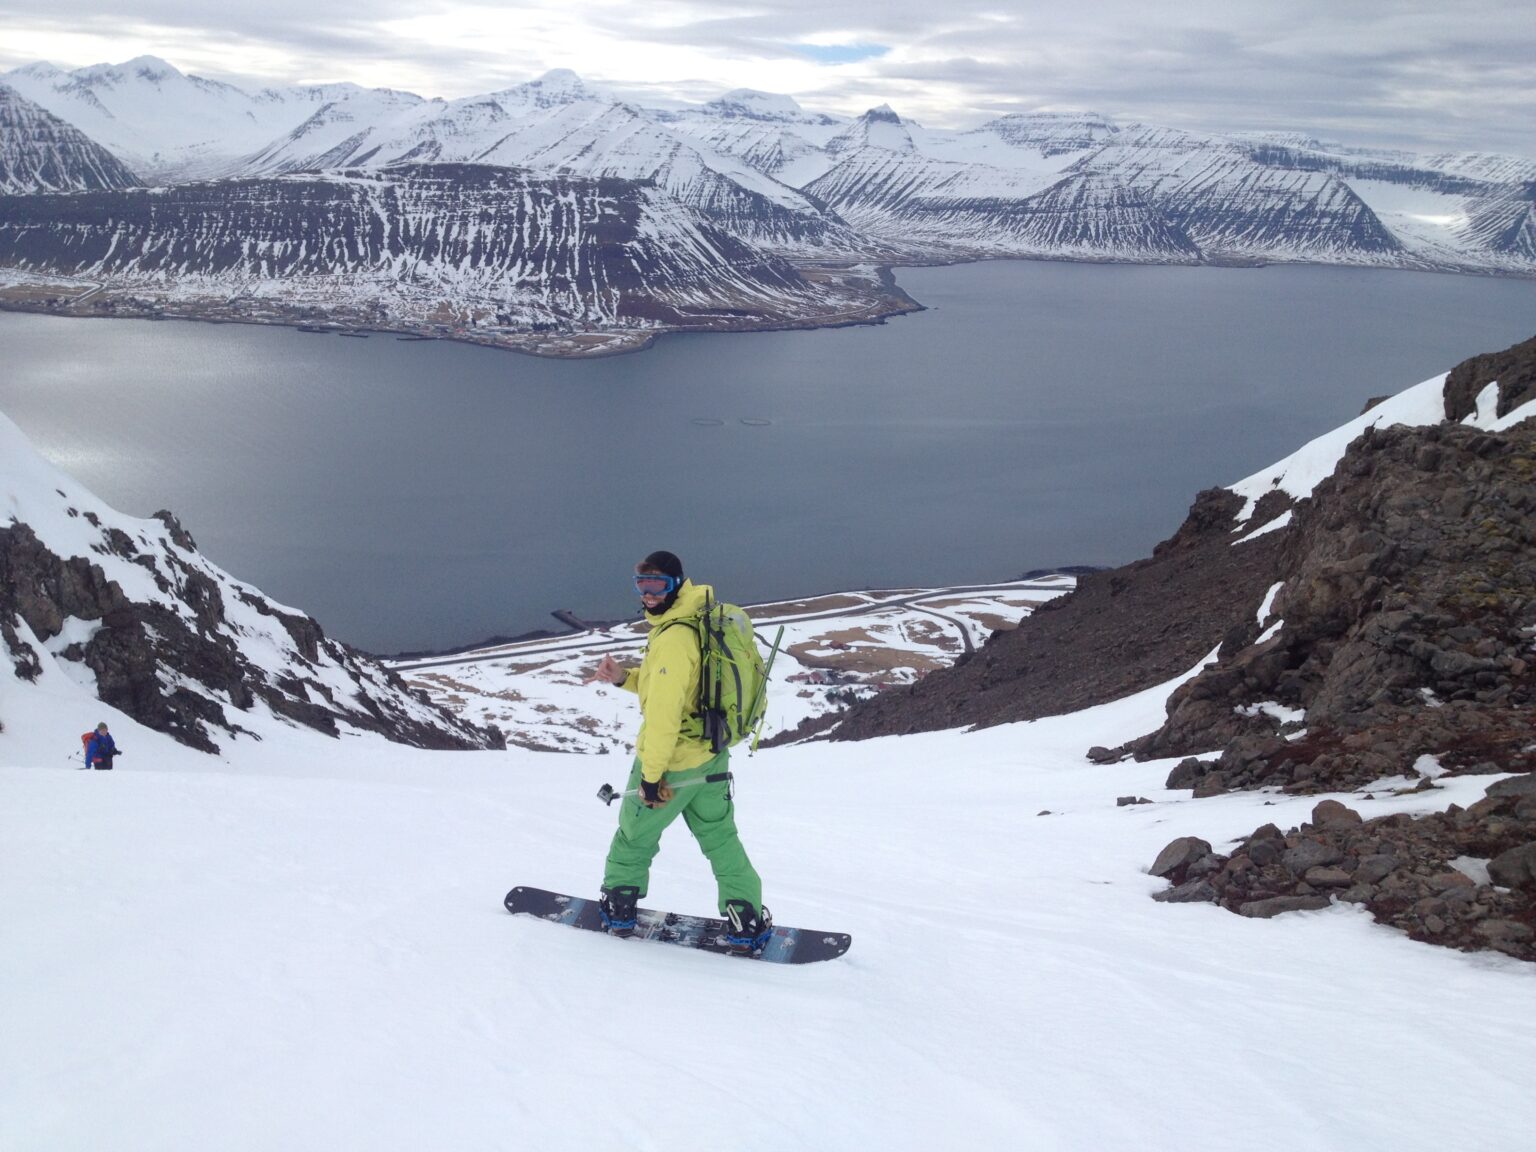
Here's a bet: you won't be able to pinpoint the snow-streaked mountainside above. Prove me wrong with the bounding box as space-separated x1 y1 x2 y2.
0 164 861 339
0 83 138 193
0 56 415 181
0 56 1532 354
238 82 855 254
0 408 498 754
3 358 1535 1149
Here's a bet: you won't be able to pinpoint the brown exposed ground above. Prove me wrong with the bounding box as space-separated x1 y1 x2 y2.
822 487 1288 739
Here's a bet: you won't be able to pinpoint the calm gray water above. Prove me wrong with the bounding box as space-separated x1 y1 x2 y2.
2 260 1534 652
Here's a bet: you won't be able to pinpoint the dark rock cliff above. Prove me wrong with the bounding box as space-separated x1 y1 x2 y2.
1 510 503 753
0 164 816 329
1134 417 1535 795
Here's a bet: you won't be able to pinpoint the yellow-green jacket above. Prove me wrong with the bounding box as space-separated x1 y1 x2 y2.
617 579 716 783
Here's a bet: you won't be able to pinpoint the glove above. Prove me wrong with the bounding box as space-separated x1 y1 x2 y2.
639 778 674 808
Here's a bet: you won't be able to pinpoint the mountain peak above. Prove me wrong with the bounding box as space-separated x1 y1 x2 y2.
531 68 585 93
123 54 181 75
74 55 185 87
489 68 594 111
709 89 805 118
825 103 913 154
5 61 66 81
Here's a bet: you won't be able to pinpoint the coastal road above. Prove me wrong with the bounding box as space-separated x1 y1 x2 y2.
388 579 1073 673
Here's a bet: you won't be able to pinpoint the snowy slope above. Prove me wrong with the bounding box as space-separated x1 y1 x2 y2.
4 654 1533 1152
657 90 846 187
0 56 415 181
0 83 138 192
4 355 1536 1149
1228 369 1536 521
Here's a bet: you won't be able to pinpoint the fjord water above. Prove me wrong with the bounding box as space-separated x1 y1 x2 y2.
2 260 1534 652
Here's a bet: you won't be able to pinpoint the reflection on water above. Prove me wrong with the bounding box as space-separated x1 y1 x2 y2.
2 260 1534 652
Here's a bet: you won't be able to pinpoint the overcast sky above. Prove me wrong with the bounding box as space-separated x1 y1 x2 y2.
2 0 1532 154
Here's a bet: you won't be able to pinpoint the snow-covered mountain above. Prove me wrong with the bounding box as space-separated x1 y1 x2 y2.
0 83 139 193
0 162 895 347
236 74 855 254
3 57 1530 271
798 108 1192 260
0 56 1533 351
0 56 411 181
0 408 500 753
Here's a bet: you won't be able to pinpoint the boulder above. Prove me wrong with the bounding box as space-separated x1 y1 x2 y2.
1282 839 1343 875
1487 843 1536 892
1487 774 1536 801
1237 895 1332 918
1150 837 1213 881
1354 854 1397 885
1311 799 1363 827
1305 867 1353 888
1152 879 1219 904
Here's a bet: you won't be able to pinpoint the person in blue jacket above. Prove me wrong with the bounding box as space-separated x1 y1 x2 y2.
85 722 121 770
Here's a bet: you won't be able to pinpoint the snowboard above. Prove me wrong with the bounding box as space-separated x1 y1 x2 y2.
504 886 851 965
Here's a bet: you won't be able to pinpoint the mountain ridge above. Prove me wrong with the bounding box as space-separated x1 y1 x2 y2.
1 57 1532 355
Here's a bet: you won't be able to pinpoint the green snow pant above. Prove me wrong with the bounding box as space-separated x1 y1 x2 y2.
601 751 763 914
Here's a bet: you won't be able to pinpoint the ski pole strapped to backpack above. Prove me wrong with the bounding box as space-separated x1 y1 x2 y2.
666 594 782 753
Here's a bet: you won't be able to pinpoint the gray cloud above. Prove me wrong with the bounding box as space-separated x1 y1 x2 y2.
1 0 1531 153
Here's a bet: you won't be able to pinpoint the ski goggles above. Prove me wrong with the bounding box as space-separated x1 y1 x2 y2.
633 573 681 596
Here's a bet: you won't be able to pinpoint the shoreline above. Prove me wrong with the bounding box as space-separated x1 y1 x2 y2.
4 253 1530 362
0 262 924 361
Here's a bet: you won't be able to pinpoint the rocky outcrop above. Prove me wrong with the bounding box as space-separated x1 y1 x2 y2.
1151 784 1536 962
1123 417 1535 795
0 511 503 753
1442 333 1536 422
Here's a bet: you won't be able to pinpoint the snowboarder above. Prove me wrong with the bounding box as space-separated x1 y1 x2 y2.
84 722 121 770
585 550 771 953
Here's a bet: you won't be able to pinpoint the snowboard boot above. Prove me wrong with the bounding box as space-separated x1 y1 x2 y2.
599 885 640 937
723 900 773 955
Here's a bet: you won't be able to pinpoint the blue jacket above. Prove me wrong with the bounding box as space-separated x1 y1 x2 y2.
86 731 117 765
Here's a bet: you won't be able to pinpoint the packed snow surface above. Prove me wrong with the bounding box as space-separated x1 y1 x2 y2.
4 652 1534 1150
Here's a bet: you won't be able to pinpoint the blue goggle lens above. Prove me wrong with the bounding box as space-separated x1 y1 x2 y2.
634 574 680 595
